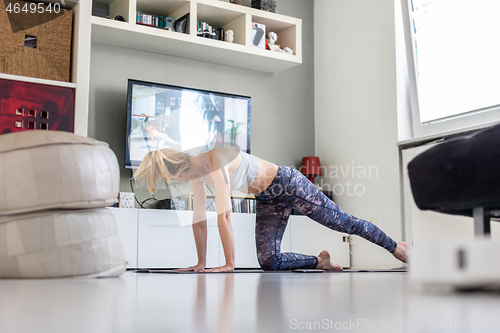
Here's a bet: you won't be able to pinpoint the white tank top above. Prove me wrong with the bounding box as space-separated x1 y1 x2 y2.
203 151 258 192
229 152 258 191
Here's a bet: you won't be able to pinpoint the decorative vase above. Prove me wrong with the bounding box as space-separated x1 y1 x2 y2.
226 30 234 43
251 0 276 12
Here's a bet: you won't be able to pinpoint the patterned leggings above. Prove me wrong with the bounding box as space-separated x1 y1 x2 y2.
254 165 398 271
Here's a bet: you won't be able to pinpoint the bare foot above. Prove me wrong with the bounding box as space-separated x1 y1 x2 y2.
316 250 343 271
392 241 409 263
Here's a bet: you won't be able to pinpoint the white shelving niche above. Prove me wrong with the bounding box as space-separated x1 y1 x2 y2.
90 0 302 73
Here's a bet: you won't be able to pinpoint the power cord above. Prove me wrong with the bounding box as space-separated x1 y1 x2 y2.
129 169 216 210
129 170 169 209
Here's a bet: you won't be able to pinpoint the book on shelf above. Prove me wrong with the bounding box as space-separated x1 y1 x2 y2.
136 12 174 29
197 21 226 41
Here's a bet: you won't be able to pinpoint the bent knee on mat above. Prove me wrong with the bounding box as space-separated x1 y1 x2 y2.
258 256 280 271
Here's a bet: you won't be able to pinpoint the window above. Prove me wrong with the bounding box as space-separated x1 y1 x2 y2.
405 0 500 137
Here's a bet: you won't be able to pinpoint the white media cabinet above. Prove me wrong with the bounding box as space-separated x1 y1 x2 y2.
110 207 351 269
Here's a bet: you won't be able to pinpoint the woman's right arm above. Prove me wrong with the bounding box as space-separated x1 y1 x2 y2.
174 177 207 272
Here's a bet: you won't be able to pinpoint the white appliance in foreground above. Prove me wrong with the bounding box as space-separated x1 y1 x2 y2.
410 239 500 288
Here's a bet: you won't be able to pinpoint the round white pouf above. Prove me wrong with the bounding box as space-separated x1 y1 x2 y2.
0 208 126 278
0 131 120 216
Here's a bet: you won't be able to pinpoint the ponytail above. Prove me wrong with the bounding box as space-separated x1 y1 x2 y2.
133 148 191 194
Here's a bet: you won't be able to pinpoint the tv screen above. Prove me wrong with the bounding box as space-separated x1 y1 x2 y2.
125 80 251 169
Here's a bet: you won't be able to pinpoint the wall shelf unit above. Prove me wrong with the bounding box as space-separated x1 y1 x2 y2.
91 0 302 74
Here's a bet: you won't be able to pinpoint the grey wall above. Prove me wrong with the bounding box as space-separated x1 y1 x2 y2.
314 0 403 269
88 0 315 195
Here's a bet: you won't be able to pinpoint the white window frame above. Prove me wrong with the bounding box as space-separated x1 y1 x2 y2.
400 0 500 140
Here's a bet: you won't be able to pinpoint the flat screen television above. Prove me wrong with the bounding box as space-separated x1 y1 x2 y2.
125 79 251 169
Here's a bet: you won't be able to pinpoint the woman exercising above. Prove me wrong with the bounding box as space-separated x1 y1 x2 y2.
134 147 409 272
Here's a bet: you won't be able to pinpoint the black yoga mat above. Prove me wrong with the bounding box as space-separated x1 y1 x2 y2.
342 267 407 273
134 267 407 274
136 269 301 274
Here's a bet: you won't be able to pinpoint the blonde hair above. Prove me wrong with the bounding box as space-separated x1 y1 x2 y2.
133 148 191 194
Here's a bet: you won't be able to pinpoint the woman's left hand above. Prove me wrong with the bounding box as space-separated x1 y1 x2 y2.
200 264 235 273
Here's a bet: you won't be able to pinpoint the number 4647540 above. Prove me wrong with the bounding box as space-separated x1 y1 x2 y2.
6 2 61 14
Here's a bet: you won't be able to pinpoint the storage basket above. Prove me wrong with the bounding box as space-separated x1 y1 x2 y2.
0 0 73 82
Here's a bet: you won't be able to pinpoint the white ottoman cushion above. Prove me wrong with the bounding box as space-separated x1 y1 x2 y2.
0 208 127 278
0 131 119 215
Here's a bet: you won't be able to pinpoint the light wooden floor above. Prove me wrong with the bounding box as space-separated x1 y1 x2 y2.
0 271 499 333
